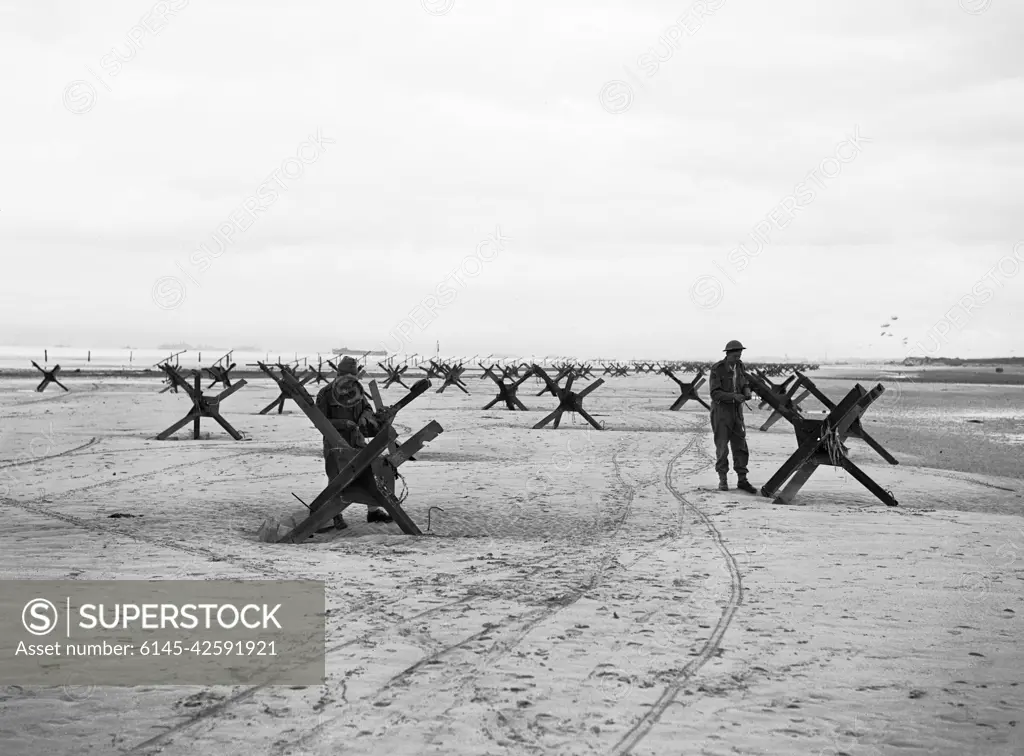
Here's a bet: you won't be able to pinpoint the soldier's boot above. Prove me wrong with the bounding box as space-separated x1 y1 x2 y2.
736 478 757 494
718 477 729 491
367 507 393 524
315 513 347 534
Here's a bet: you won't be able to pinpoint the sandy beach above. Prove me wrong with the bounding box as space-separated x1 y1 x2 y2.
0 368 1020 756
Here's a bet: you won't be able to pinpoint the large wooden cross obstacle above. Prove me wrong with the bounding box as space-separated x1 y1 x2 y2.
755 370 812 432
263 367 441 540
662 367 710 411
309 359 332 385
418 361 444 380
537 365 573 396
31 361 69 393
433 361 470 394
201 351 235 390
202 362 236 390
257 362 316 408
747 372 898 507
378 361 411 389
259 364 315 415
156 364 247 441
157 362 189 394
791 371 899 466
480 363 533 411
531 365 605 430
366 378 426 460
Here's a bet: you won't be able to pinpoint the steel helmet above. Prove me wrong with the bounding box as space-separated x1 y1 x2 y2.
724 340 745 352
336 356 359 375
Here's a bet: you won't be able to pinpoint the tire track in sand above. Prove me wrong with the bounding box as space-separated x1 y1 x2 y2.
610 430 743 756
125 434 651 756
273 426 707 755
262 432 663 755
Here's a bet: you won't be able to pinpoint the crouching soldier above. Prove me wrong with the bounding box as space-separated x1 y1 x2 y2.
709 340 757 494
314 356 394 530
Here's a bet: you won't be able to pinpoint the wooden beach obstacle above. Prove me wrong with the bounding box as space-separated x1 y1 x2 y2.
202 351 236 390
481 363 534 411
537 365 573 396
158 365 187 394
31 361 69 393
755 371 812 432
662 367 711 411
155 364 247 441
202 363 235 390
379 360 411 390
258 363 315 415
309 358 332 386
154 350 188 393
256 367 442 540
790 370 899 466
602 362 631 377
418 361 444 380
531 365 605 430
257 362 316 407
366 379 415 458
434 360 470 394
747 372 898 507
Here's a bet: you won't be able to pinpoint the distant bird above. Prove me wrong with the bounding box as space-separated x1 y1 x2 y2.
881 323 890 329
891 315 899 320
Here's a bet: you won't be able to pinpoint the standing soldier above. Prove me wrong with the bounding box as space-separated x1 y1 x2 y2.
314 356 394 530
709 340 757 494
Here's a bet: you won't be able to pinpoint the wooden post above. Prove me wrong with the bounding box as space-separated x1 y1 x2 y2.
192 373 202 439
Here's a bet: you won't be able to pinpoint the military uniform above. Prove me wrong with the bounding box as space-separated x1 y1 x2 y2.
315 377 381 464
708 357 751 483
313 361 391 528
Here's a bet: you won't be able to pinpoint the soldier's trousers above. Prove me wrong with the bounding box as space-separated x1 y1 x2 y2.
322 440 384 511
711 404 749 478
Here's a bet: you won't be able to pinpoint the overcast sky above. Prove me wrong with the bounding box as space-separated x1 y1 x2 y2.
0 0 1021 360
